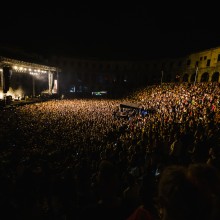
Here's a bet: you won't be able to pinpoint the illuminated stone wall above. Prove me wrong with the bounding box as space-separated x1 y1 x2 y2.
49 46 220 92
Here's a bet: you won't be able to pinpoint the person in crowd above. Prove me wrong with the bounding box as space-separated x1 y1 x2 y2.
187 163 220 220
158 165 213 220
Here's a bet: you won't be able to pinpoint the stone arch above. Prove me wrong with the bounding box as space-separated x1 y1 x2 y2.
200 72 209 82
182 74 189 82
212 72 219 82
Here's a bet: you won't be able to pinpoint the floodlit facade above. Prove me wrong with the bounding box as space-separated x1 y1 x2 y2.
50 47 220 94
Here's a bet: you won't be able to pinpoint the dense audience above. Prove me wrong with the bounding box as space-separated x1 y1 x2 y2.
0 82 220 219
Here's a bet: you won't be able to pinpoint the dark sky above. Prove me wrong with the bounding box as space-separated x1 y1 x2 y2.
0 3 219 60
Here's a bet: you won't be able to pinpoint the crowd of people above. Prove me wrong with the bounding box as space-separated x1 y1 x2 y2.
0 82 220 219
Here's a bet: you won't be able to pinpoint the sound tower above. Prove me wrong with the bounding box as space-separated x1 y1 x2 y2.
3 66 12 93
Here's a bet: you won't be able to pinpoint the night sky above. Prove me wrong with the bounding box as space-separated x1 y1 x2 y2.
0 3 219 60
